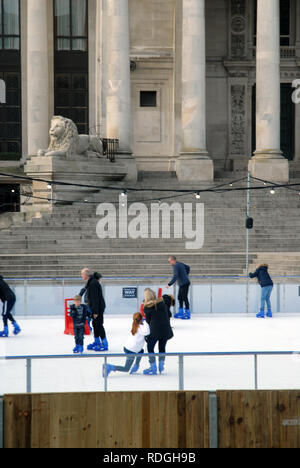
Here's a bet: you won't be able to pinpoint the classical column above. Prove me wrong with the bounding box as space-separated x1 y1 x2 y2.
249 0 289 182
176 0 214 182
105 0 137 181
27 0 49 156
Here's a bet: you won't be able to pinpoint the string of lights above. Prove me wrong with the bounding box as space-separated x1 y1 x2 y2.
0 171 300 207
0 171 248 194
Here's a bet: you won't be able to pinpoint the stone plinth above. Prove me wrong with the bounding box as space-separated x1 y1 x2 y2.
248 156 289 183
176 152 214 183
23 154 128 213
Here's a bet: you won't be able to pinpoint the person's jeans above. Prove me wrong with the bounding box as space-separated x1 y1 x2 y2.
178 284 190 309
261 286 273 311
74 326 85 346
147 337 168 364
114 347 144 373
2 297 16 327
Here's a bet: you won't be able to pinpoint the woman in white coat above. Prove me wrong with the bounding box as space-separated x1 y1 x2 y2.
102 312 150 377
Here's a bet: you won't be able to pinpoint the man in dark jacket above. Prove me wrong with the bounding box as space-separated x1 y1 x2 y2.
0 275 21 337
81 269 108 351
166 256 191 320
249 264 274 318
79 272 103 333
70 295 91 354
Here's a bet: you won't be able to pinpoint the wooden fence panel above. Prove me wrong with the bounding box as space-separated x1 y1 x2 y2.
3 391 210 449
4 394 31 449
217 390 300 448
8 390 300 448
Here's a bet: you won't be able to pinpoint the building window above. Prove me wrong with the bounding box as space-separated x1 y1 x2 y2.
0 72 21 160
0 0 21 161
0 0 20 50
140 91 157 108
54 0 89 134
54 0 88 51
55 73 88 134
280 0 291 46
254 0 291 46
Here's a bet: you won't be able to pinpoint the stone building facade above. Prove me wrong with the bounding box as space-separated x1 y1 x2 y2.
0 0 299 187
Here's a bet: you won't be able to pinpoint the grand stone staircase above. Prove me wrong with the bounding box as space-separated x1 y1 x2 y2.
0 170 299 281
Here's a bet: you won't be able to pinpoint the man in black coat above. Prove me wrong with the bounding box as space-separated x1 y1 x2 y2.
81 268 108 351
0 275 21 337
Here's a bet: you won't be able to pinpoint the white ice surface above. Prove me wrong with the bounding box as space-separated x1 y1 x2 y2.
1 315 300 394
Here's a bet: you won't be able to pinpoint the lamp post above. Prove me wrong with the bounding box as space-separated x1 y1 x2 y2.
246 172 251 314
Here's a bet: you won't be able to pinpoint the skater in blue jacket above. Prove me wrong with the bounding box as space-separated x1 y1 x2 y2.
0 275 21 337
249 264 274 318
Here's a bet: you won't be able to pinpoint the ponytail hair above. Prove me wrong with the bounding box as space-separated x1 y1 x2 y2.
131 312 144 336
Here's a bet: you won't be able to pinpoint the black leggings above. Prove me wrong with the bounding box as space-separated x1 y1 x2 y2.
114 348 144 373
92 313 106 340
178 284 190 309
2 297 16 327
147 337 168 364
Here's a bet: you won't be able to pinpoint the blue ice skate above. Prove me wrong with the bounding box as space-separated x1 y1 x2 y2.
73 345 80 354
143 363 157 375
94 338 109 352
78 346 84 354
266 310 273 318
101 338 109 351
256 310 265 318
102 363 115 377
0 326 9 338
159 361 165 374
87 338 99 351
174 308 184 319
182 309 191 320
13 322 21 335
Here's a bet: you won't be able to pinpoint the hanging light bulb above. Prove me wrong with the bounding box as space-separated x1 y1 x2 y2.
270 189 275 195
195 192 201 200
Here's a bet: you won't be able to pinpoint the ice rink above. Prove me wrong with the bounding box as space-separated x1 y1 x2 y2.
1 314 300 395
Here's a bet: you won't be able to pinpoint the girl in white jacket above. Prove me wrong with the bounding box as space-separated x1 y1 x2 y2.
102 312 150 377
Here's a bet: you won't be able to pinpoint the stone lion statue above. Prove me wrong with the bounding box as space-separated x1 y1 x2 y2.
37 116 103 159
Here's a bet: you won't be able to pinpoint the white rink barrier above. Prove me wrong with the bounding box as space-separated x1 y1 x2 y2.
6 275 300 316
1 350 299 394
